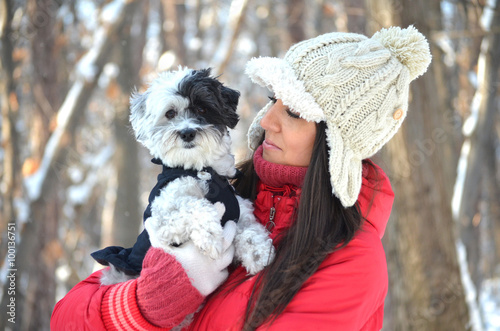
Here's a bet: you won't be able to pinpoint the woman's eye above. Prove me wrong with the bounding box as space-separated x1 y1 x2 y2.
165 109 176 119
268 95 277 103
285 108 300 119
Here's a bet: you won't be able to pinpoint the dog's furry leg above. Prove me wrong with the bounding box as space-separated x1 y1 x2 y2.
234 196 276 274
187 200 225 259
100 265 138 285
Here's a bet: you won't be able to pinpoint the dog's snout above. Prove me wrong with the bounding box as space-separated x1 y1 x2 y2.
179 129 196 142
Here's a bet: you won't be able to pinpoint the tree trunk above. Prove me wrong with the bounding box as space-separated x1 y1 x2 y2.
161 0 187 67
346 0 366 34
9 1 62 329
107 1 146 247
15 2 139 329
455 0 500 291
0 0 17 253
27 0 61 161
479 138 500 279
287 0 306 43
366 0 470 330
486 129 500 271
0 1 21 330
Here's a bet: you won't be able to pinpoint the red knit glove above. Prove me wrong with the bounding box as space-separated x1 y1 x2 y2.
136 247 205 328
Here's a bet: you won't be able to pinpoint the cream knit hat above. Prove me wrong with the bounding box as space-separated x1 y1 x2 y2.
246 26 432 207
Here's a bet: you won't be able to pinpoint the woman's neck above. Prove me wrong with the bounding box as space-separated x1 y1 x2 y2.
253 145 307 188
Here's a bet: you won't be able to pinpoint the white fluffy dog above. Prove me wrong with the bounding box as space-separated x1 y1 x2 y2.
127 67 274 276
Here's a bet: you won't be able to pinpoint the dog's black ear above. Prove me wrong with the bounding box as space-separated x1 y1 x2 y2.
220 86 240 129
198 68 212 78
129 90 150 141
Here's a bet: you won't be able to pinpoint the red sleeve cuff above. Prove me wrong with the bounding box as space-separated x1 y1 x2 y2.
101 279 168 331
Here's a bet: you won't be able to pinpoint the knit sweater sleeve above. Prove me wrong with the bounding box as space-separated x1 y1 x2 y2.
51 248 204 331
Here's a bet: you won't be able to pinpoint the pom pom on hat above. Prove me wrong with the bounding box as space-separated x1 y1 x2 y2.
372 25 431 80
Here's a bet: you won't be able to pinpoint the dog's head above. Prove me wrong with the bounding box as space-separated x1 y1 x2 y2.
130 67 240 174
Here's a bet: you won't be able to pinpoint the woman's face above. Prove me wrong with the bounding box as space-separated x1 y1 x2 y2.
260 98 317 167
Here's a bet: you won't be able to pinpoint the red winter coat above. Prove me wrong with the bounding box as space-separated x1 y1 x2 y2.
51 161 394 331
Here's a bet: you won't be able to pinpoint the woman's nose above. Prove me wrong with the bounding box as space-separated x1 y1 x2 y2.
260 102 280 132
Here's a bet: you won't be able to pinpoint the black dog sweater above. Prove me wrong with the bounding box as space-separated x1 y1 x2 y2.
91 158 240 275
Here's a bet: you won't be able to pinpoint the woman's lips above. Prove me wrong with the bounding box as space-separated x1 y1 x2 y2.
263 139 281 150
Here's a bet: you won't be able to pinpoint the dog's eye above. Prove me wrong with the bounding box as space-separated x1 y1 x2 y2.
165 109 176 119
197 107 206 114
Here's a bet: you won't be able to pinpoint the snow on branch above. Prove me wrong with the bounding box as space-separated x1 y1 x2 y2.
25 0 136 201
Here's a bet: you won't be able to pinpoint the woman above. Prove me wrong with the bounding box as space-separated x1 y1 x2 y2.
51 25 431 330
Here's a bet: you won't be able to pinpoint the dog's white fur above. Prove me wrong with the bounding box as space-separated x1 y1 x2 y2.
146 175 226 259
101 67 275 285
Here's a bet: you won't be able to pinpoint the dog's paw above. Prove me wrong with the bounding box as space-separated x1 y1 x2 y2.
192 235 223 260
188 202 226 259
235 224 276 274
147 195 191 246
190 220 224 259
197 171 212 181
145 216 184 250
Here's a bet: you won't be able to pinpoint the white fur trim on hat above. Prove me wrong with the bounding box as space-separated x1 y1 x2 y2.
245 57 326 122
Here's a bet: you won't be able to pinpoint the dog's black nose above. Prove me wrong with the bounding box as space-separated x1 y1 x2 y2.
180 128 196 142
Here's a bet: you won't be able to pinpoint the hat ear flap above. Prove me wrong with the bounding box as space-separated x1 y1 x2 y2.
326 125 363 207
220 86 240 129
129 90 150 143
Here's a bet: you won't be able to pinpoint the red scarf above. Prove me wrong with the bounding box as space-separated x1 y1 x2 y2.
253 145 307 188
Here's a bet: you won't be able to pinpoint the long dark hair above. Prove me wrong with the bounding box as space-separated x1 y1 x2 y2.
232 121 364 330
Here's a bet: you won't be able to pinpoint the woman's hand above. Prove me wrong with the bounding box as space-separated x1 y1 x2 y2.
135 221 236 327
166 221 237 296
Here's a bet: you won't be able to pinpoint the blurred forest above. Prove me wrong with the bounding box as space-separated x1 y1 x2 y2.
0 0 499 330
